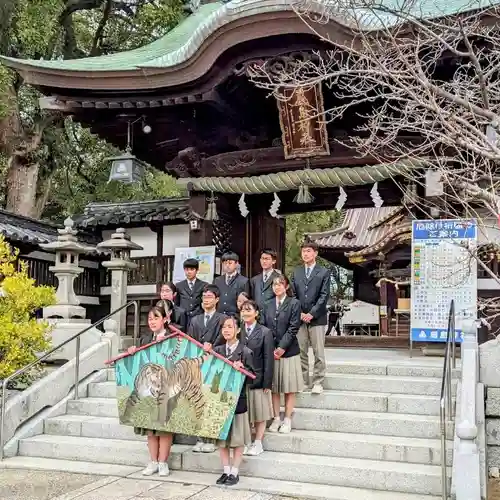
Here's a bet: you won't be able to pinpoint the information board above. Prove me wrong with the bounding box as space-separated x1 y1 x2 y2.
410 219 477 343
173 246 216 284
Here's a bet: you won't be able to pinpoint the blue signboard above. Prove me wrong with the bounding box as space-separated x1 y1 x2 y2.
410 219 477 343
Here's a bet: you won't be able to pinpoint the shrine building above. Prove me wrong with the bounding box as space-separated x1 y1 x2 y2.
1 0 494 346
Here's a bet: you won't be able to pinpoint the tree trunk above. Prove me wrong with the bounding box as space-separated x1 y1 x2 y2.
5 158 40 218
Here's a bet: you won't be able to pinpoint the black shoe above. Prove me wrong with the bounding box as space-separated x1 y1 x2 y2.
225 474 239 486
216 473 228 485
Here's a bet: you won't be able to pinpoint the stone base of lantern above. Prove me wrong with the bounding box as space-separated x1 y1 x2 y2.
43 304 87 320
43 318 102 362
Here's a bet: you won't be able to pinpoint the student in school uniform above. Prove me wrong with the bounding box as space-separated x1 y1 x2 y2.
213 252 250 317
214 316 254 486
157 282 187 331
127 302 177 477
175 258 208 326
290 241 331 394
187 284 226 454
250 248 282 311
240 300 274 456
262 275 304 434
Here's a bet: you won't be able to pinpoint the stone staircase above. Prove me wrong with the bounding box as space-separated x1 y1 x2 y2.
3 358 457 500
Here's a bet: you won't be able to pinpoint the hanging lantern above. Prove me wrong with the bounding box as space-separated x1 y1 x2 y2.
107 152 146 184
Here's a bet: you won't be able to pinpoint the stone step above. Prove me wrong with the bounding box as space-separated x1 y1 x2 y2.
17 434 448 496
87 381 447 416
105 369 455 395
18 434 188 469
66 398 453 439
323 373 456 395
43 414 452 466
182 449 449 496
0 457 442 500
105 363 459 381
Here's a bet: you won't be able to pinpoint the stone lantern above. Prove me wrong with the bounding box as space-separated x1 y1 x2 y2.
41 217 95 319
97 228 143 335
40 217 99 361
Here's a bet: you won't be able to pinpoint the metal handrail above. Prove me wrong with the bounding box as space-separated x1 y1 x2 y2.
439 300 456 500
0 300 139 460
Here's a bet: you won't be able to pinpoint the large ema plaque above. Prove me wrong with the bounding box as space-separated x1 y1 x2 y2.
106 325 255 441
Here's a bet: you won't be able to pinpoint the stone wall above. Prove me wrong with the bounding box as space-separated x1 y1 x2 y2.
480 337 500 469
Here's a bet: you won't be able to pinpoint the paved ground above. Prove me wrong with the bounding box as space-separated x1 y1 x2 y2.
0 470 300 500
490 478 500 500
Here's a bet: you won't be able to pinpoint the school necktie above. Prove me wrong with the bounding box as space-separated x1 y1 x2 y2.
263 272 269 283
306 267 311 279
188 281 194 291
204 314 210 326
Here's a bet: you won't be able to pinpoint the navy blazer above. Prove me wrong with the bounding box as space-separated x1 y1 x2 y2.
242 322 274 390
187 311 226 347
262 296 301 358
175 278 208 322
213 342 254 414
250 269 281 311
290 265 331 326
213 274 250 317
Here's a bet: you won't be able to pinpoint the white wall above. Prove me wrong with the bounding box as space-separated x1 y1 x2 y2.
102 224 189 258
163 224 189 255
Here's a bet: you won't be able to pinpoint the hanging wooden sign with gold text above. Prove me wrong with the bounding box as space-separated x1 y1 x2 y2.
277 85 330 159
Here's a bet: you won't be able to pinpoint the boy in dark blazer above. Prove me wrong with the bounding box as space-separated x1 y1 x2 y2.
290 241 331 394
213 251 250 317
188 284 226 454
187 284 226 349
175 258 208 326
250 248 282 311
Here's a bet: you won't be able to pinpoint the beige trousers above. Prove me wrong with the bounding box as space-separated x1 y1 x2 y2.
297 323 326 387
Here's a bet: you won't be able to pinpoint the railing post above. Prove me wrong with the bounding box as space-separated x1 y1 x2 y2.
455 319 481 500
74 336 81 400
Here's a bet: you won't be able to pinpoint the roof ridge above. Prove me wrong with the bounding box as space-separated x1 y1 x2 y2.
85 197 189 210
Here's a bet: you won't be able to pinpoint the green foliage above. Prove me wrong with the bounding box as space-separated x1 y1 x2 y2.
0 236 56 381
42 121 182 221
220 391 228 403
285 211 342 275
0 0 186 217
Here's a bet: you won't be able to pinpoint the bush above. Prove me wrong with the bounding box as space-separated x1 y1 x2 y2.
0 236 56 383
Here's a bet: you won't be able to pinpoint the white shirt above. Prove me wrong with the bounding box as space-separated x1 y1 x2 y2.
226 341 239 357
305 264 316 277
204 311 215 326
245 322 257 338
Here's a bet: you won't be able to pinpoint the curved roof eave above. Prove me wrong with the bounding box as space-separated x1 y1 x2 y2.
0 0 492 90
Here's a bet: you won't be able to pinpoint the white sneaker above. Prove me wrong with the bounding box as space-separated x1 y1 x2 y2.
268 419 282 433
243 445 249 455
201 442 216 453
158 462 170 477
279 422 292 434
311 384 323 395
246 441 264 456
192 441 204 453
142 461 158 476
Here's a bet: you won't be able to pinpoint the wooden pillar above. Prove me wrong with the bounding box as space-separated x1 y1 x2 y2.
153 225 164 289
379 277 389 336
188 192 213 248
247 196 286 277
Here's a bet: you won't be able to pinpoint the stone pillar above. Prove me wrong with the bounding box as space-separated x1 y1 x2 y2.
40 218 99 361
97 228 143 336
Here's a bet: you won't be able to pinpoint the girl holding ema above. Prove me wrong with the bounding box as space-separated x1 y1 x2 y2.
127 302 176 477
213 316 254 486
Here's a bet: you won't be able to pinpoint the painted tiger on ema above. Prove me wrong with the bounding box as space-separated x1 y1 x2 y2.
122 356 206 427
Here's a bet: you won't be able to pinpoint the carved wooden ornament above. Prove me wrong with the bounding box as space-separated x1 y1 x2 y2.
277 84 330 160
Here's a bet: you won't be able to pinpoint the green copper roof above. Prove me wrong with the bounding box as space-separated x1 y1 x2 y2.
0 0 493 73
